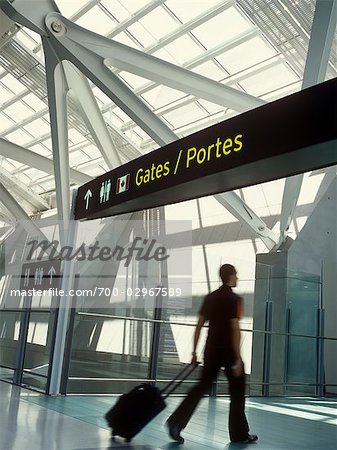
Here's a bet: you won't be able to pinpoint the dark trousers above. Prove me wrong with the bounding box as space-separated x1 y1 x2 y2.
168 347 249 441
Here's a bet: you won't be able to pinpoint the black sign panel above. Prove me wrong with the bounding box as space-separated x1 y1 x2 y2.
75 78 337 221
20 259 62 291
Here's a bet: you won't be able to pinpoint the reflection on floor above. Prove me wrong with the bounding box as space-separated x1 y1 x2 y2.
1 381 336 450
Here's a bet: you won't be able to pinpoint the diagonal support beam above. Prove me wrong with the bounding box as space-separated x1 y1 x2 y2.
279 175 302 245
0 138 92 185
62 61 122 169
0 181 45 239
0 209 14 226
42 36 71 242
302 0 337 90
214 192 279 251
0 8 20 49
278 0 337 250
45 13 264 113
0 165 49 210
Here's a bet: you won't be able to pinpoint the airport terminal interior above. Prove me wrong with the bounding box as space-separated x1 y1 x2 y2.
0 0 336 449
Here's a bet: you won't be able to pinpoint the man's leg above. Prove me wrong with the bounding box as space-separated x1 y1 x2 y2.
167 352 220 433
224 361 249 442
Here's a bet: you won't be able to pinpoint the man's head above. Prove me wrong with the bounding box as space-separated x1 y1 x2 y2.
220 264 237 287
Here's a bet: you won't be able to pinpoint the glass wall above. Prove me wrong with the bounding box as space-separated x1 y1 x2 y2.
0 303 57 391
0 232 59 392
0 166 336 396
0 310 22 381
286 273 320 394
62 166 336 395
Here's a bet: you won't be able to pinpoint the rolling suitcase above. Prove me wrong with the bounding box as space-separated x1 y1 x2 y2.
105 364 197 442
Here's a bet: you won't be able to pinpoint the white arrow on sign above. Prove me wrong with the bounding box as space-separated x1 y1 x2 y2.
48 266 56 284
84 189 93 210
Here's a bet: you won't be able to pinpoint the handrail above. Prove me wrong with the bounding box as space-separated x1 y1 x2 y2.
76 311 337 341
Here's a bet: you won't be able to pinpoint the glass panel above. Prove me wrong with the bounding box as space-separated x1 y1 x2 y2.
0 366 14 382
269 332 289 396
216 36 276 73
156 317 205 394
240 63 299 97
1 73 26 94
21 372 47 392
57 0 95 18
99 0 130 22
23 311 57 382
67 313 152 394
164 35 203 65
166 0 223 23
138 8 178 40
0 310 22 369
5 129 32 146
0 113 14 132
76 6 114 35
127 22 156 48
192 8 252 48
325 338 337 396
286 273 320 395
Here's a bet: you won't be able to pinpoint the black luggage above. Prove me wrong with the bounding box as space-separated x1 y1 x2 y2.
105 364 196 442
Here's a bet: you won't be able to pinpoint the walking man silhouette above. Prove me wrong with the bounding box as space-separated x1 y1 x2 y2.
166 264 258 444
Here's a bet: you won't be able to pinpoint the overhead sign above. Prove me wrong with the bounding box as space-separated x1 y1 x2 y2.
20 259 62 291
75 78 337 221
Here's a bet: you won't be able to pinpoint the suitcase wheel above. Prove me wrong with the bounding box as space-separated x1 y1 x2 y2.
125 437 131 443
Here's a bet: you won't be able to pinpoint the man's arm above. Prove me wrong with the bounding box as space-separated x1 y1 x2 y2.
230 317 243 377
191 314 206 364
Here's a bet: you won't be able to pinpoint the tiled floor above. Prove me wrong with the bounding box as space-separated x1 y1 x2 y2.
1 381 336 450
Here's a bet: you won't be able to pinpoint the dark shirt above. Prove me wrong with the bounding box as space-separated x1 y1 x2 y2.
199 284 242 350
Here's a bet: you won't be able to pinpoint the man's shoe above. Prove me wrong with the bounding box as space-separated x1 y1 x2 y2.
231 434 258 443
166 420 185 444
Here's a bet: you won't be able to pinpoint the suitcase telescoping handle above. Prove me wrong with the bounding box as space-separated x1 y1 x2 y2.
160 363 199 399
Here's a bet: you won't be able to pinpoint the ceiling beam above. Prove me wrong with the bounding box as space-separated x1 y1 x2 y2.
302 0 337 88
63 61 122 169
0 165 49 210
214 192 279 250
43 38 71 230
0 8 20 49
0 138 91 185
0 208 14 225
0 180 35 223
